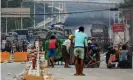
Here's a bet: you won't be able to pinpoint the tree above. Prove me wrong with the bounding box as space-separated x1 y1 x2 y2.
119 0 133 9
119 0 133 68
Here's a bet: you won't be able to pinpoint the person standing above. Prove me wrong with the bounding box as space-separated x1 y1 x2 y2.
19 40 23 52
16 40 19 52
47 35 57 68
1 40 6 52
62 35 73 68
39 39 43 51
23 39 28 52
5 40 11 53
74 26 88 76
11 40 16 54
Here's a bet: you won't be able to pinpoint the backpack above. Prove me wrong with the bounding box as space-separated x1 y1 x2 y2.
109 54 116 64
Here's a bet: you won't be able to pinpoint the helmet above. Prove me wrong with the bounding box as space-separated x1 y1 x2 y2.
108 46 113 50
68 34 73 39
88 40 92 43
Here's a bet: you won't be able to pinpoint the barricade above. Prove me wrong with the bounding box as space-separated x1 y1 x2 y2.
14 52 28 62
24 74 42 80
0 52 10 63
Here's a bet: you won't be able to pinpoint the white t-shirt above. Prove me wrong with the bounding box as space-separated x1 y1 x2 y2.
1 40 6 49
62 39 71 53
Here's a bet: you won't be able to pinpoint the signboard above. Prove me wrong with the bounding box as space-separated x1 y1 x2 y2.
1 8 30 18
112 24 124 32
93 29 103 32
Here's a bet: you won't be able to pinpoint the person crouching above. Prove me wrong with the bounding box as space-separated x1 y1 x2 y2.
62 35 73 68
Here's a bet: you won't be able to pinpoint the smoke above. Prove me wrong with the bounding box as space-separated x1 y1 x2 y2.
65 4 114 27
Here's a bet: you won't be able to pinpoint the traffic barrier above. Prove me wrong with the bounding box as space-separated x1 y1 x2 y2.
24 75 42 80
14 52 28 62
0 52 10 63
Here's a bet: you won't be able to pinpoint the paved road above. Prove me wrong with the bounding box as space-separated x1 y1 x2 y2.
1 54 133 80
1 63 25 80
47 66 133 80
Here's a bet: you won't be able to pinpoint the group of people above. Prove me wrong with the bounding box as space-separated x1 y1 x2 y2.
106 44 130 68
1 39 28 53
47 26 93 76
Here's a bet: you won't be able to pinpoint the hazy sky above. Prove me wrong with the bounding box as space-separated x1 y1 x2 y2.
36 0 123 3
88 0 124 3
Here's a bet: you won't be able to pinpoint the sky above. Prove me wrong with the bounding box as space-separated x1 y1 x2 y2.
36 0 124 3
88 0 124 3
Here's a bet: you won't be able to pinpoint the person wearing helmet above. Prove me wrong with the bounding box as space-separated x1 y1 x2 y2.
88 40 92 47
62 34 73 68
88 40 92 44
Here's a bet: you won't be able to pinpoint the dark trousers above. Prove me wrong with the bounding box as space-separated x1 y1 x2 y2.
119 60 130 68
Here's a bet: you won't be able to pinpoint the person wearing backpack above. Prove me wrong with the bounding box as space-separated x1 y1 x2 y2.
47 35 57 68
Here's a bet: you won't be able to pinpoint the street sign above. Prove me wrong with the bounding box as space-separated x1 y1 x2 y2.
1 8 30 18
112 24 124 32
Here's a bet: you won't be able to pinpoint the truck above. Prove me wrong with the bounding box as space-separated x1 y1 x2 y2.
90 24 109 39
14 29 29 41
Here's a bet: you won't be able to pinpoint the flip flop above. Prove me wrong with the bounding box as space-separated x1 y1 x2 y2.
64 66 71 68
74 73 79 76
79 73 85 76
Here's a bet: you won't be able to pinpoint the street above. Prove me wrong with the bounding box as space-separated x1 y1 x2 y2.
47 67 133 80
1 54 133 80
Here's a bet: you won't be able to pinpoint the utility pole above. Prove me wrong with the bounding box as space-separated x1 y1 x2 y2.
44 1 45 29
34 2 36 29
129 9 133 68
21 2 23 29
59 1 61 22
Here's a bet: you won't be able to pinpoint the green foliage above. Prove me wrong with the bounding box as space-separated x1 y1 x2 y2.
1 0 23 8
119 0 133 25
119 0 133 9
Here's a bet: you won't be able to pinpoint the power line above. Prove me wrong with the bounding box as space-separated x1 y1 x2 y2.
2 8 110 15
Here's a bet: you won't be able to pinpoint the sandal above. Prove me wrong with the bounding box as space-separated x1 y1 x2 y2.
74 73 79 76
64 66 71 68
79 73 85 76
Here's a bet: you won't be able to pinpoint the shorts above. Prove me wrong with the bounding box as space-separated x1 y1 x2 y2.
48 48 56 57
74 47 84 59
62 45 69 58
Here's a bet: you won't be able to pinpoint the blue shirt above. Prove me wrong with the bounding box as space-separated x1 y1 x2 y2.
74 32 88 47
90 45 96 49
29 39 35 45
119 50 128 61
